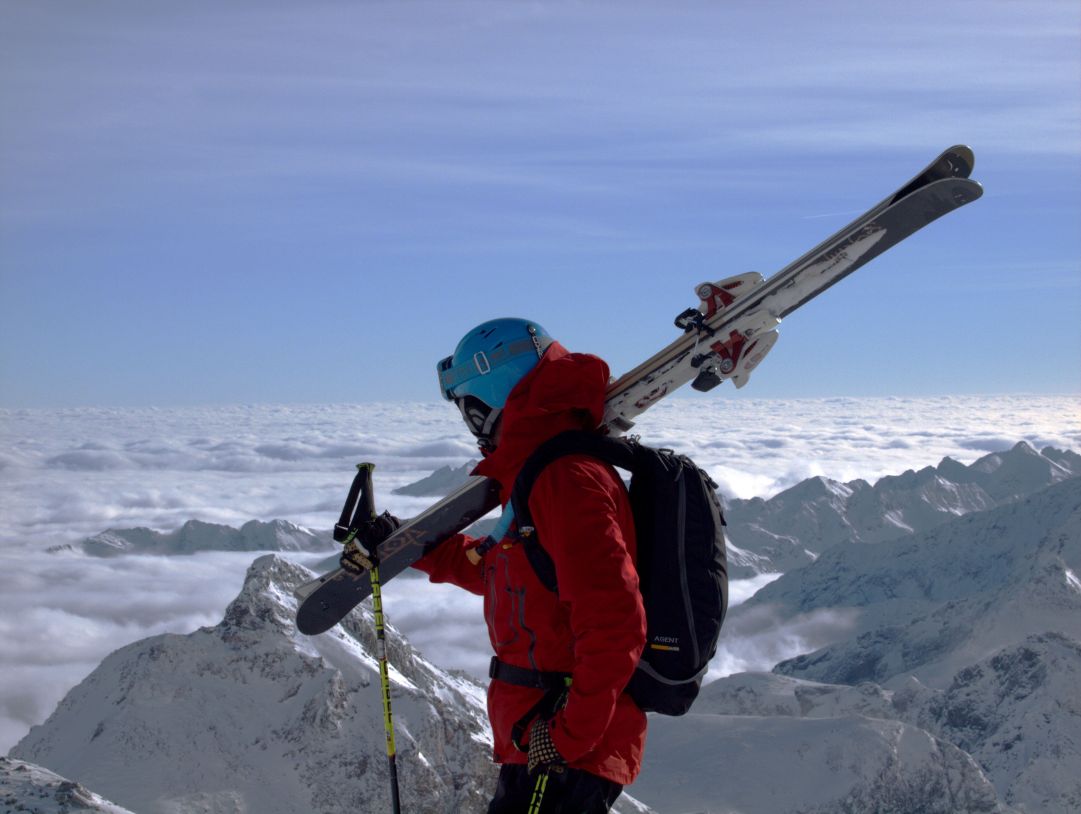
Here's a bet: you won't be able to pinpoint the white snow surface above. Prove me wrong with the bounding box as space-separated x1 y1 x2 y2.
0 756 136 814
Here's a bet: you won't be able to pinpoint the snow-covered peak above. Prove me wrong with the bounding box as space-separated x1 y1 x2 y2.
724 444 1079 576
753 476 1081 686
54 518 332 557
393 461 477 496
965 442 1079 501
11 555 494 814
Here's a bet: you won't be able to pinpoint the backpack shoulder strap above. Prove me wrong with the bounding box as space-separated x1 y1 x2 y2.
510 430 635 593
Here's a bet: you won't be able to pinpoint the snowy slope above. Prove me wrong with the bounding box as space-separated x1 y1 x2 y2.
734 475 1081 686
635 713 1008 814
11 556 494 814
723 443 1079 575
0 757 136 814
693 475 1081 813
668 631 1081 814
49 519 332 557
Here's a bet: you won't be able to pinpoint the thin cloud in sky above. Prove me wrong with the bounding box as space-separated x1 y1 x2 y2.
6 1 1078 182
1 0 1079 407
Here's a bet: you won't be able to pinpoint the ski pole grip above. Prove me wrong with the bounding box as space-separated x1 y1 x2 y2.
333 462 378 543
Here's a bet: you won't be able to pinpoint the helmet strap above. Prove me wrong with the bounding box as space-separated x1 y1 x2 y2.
476 407 503 452
456 397 503 451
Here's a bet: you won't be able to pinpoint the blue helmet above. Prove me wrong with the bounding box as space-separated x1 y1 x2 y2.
437 318 554 447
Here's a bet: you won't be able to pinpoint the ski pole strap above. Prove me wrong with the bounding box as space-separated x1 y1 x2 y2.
489 659 572 752
334 468 365 542
334 463 377 544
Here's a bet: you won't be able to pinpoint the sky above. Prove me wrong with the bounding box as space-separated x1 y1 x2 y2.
1 0 1079 408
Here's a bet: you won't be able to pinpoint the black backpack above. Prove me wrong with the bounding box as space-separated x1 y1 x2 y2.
510 430 728 716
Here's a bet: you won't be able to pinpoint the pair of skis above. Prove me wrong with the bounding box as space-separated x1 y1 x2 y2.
295 145 982 636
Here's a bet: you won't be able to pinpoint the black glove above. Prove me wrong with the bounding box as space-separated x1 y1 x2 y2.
340 511 401 574
526 719 565 775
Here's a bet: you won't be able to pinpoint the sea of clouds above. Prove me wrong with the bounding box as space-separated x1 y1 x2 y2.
1 395 1077 752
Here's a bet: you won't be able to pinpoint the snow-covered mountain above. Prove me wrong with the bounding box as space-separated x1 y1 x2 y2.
748 474 1081 686
10 555 652 814
49 519 332 557
724 442 1080 575
10 556 494 814
683 474 1081 814
390 442 1080 577
394 461 477 496
661 631 1081 814
0 756 136 814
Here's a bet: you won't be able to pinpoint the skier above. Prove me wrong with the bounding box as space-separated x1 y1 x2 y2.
342 317 647 813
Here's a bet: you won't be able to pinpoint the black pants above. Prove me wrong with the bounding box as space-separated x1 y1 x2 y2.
487 764 623 814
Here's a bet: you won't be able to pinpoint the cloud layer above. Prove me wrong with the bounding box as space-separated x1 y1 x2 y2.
0 396 1077 750
3 396 1076 548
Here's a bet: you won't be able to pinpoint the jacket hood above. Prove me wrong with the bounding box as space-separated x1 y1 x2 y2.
473 341 609 498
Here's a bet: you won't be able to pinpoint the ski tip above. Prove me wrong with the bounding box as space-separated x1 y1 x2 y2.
944 145 975 178
956 177 984 203
926 176 983 207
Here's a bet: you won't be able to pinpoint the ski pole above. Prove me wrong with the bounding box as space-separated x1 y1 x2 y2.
350 463 402 814
370 562 402 814
527 769 551 814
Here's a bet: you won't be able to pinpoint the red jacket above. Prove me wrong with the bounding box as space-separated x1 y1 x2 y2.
414 342 647 785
